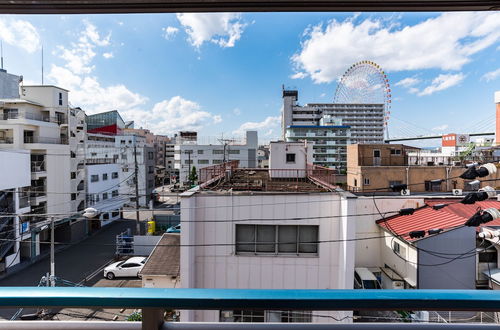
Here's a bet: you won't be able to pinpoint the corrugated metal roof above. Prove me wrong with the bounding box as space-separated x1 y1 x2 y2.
377 207 467 242
377 199 500 242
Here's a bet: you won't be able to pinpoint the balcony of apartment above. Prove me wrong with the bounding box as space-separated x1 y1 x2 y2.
0 129 14 144
0 109 67 125
29 185 47 206
30 160 47 179
23 135 69 145
77 180 85 192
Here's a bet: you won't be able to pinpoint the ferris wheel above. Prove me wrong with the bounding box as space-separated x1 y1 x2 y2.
334 60 392 139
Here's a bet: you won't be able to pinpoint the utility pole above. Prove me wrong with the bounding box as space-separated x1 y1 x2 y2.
134 144 141 235
187 151 191 186
50 216 55 287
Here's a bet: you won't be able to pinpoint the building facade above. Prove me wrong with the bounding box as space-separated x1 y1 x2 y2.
174 131 258 186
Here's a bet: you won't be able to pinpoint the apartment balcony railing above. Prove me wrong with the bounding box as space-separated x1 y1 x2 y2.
0 288 498 329
1 112 67 125
31 161 46 172
24 136 68 144
0 137 13 144
18 195 30 209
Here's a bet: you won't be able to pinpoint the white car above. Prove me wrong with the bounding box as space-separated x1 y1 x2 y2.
103 257 147 280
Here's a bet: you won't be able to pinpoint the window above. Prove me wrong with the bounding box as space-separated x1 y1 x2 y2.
220 310 311 323
103 193 108 200
71 193 76 200
70 172 76 179
364 178 370 185
112 211 120 218
90 175 99 182
197 150 204 154
373 150 381 157
122 154 127 160
103 173 108 181
213 149 224 154
354 179 358 186
112 190 119 197
198 159 209 164
393 241 406 257
228 149 240 154
390 149 402 155
236 225 318 255
184 160 192 164
425 180 441 192
148 152 154 160
58 92 63 106
149 166 154 174
112 172 118 179
286 153 296 163
102 213 109 220
389 180 402 187
148 180 154 188
213 159 222 164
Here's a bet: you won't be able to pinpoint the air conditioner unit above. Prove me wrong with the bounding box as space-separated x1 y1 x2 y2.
401 189 411 196
452 189 463 196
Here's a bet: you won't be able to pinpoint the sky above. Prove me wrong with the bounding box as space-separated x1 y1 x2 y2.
0 12 499 144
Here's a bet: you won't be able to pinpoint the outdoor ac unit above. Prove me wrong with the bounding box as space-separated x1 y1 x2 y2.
400 189 411 196
452 189 463 196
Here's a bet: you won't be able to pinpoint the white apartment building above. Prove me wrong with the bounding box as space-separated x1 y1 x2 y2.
180 144 355 323
285 115 351 169
86 132 155 207
86 163 127 228
174 131 258 186
282 89 384 170
0 80 87 252
0 150 30 271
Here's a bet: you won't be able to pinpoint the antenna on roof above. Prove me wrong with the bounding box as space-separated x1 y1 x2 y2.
41 45 44 85
1 41 4 70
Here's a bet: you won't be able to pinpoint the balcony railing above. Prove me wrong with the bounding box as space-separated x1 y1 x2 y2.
0 137 13 144
24 136 68 144
2 112 67 125
31 161 46 172
0 288 499 329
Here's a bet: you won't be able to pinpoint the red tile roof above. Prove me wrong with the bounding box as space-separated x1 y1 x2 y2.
376 199 500 242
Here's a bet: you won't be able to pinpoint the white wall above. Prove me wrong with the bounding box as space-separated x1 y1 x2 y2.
180 191 355 323
87 164 121 194
0 150 30 190
269 141 313 178
354 196 424 269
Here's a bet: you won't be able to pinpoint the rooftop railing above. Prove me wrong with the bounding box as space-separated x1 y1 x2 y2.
0 288 499 329
2 111 67 125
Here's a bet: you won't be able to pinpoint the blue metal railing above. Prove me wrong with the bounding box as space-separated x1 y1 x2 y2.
0 288 499 311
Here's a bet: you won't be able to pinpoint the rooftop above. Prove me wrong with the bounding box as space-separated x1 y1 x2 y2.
203 168 331 193
140 234 180 277
377 198 500 242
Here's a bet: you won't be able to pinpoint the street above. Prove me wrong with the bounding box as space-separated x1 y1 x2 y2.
0 219 135 320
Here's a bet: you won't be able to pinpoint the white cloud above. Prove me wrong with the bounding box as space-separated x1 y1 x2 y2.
292 12 500 83
176 13 247 48
162 26 179 40
54 20 111 74
233 116 280 137
432 124 449 131
417 73 465 96
290 72 307 79
395 77 421 88
0 18 41 53
103 52 114 59
482 68 500 82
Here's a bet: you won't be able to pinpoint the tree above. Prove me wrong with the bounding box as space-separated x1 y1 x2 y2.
189 166 198 183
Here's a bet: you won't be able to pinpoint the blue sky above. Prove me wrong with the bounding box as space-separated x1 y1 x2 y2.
0 12 499 144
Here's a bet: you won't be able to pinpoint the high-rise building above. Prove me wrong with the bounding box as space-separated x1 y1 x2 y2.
282 89 384 169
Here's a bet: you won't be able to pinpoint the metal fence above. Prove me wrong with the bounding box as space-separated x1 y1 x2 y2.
306 164 337 189
199 160 240 184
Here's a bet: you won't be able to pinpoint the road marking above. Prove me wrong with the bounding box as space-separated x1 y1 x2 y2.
78 259 114 285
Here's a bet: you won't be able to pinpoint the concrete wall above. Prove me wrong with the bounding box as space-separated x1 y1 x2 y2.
87 164 121 194
180 191 355 323
354 196 424 269
269 141 313 178
416 226 476 289
380 232 418 288
0 149 30 190
142 275 178 288
21 86 68 109
134 235 162 256
0 70 20 98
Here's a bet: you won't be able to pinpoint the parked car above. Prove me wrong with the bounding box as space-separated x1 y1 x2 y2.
104 257 147 280
354 267 381 289
167 224 181 233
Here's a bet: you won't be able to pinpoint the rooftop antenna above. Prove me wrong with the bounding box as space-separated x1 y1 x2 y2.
41 45 44 85
1 41 4 70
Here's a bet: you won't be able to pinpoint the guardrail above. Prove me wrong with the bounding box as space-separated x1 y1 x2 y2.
0 289 499 329
2 112 67 125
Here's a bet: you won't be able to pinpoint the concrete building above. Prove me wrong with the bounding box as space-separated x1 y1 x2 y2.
0 83 87 255
86 163 127 228
0 68 22 98
0 150 30 271
268 141 313 178
174 131 258 186
282 89 384 170
285 115 351 169
346 144 498 193
257 145 269 168
180 147 355 323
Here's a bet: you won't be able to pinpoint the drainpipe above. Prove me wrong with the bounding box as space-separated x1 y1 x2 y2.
406 167 409 188
446 167 450 191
